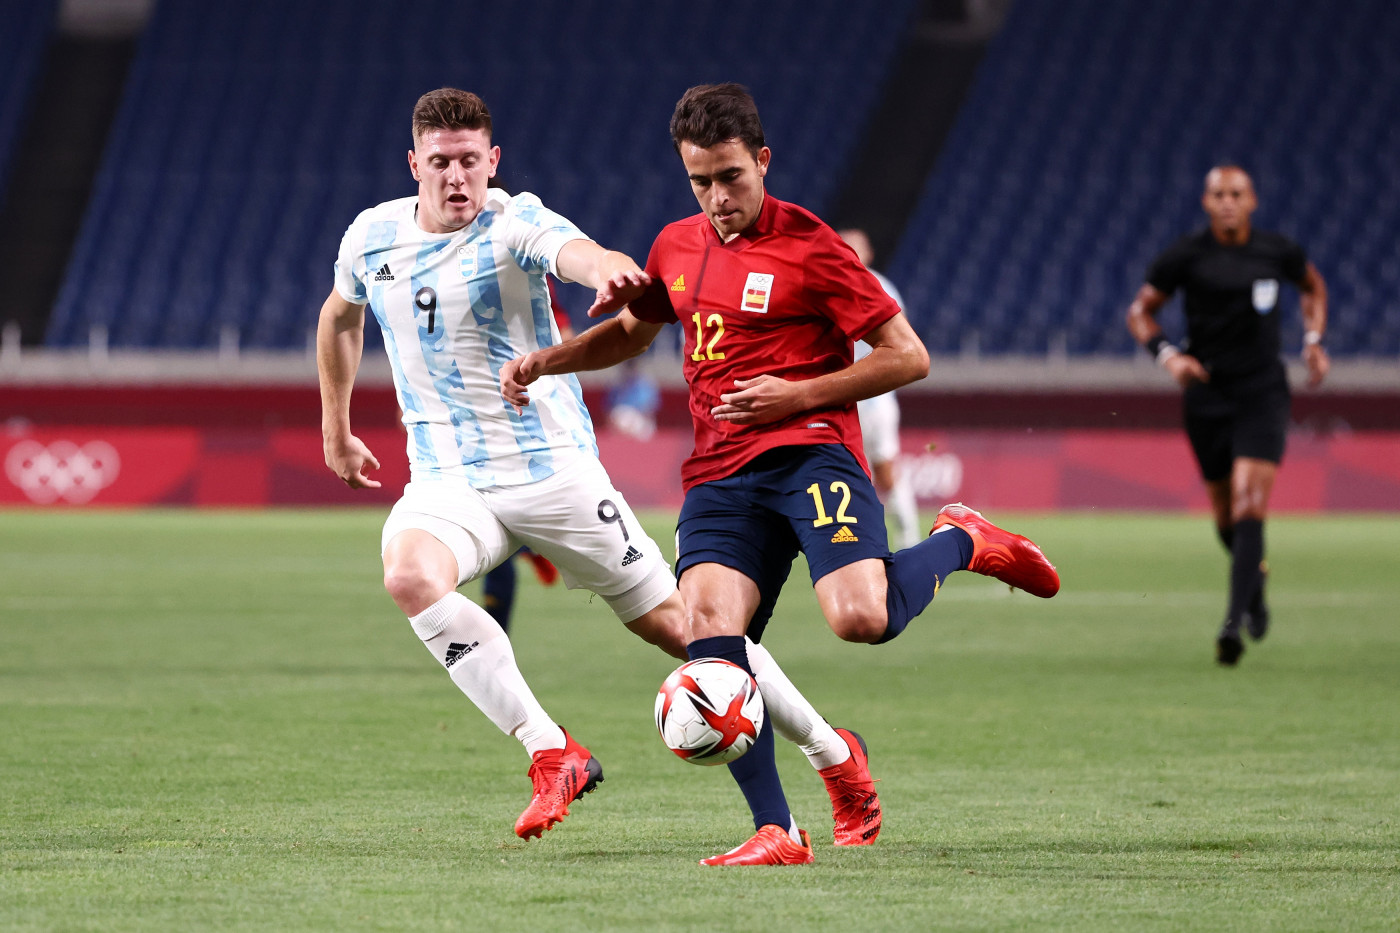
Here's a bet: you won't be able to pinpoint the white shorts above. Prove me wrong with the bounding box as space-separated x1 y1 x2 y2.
381 455 676 623
857 392 901 465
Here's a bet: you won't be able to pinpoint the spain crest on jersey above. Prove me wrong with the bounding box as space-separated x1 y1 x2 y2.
741 272 774 312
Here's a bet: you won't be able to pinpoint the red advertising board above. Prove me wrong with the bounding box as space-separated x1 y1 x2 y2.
3 424 1397 511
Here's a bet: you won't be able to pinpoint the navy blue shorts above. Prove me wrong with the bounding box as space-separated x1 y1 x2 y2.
676 444 890 641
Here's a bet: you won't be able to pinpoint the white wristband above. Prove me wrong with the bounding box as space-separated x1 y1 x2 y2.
1303 330 1323 347
1155 344 1181 366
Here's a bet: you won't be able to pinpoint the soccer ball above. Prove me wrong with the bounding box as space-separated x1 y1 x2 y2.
654 658 765 766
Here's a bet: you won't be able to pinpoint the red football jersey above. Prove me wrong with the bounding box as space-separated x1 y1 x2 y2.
630 194 901 490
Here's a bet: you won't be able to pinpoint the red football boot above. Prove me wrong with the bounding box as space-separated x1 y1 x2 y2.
523 549 560 586
932 503 1060 598
819 728 882 846
513 729 603 839
700 825 814 866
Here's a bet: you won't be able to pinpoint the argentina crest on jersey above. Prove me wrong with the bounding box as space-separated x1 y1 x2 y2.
458 245 478 279
740 272 774 312
1252 278 1279 313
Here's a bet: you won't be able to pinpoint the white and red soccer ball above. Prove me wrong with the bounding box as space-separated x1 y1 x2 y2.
654 658 765 766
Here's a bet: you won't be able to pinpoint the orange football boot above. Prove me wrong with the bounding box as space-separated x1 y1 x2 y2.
819 728 882 845
514 729 603 839
700 825 814 866
932 503 1060 598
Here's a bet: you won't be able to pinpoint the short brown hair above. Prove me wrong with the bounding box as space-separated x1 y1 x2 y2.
412 88 492 144
669 83 765 157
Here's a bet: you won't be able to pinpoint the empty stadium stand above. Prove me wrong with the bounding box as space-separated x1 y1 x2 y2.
45 0 916 350
0 0 56 211
889 0 1400 357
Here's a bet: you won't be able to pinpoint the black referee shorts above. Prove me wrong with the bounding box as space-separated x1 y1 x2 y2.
1182 360 1291 482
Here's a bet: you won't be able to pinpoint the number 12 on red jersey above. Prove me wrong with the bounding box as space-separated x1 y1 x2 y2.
690 313 726 361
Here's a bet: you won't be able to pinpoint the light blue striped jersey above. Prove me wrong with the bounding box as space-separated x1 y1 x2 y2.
334 189 597 487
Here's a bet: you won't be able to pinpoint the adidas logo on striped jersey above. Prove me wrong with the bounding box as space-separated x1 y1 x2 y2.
374 263 395 282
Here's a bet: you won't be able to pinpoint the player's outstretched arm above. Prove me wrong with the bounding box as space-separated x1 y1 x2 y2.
554 240 652 319
1126 283 1209 387
317 289 381 489
501 311 663 414
1298 262 1330 388
712 313 929 425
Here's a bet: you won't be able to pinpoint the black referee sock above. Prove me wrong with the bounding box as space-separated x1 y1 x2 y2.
1216 525 1234 553
687 635 793 834
1227 519 1265 628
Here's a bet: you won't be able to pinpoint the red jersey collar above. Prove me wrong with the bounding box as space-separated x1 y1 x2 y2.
707 189 778 246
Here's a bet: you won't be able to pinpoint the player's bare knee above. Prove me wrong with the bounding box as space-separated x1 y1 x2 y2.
826 605 888 644
1232 503 1267 523
382 563 450 616
687 604 740 641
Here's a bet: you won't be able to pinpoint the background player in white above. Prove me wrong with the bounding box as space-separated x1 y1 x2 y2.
317 88 875 843
838 228 922 549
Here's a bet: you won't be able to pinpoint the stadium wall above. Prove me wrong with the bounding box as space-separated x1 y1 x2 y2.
4 383 1398 511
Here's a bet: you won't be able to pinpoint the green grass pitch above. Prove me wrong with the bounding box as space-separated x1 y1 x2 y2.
2 508 1397 931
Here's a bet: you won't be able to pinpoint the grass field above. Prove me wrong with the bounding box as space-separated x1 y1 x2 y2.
2 508 1397 931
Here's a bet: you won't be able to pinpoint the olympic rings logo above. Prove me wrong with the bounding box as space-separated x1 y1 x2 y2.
4 440 122 504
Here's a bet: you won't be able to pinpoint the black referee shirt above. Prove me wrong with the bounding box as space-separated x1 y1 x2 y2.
1146 228 1308 377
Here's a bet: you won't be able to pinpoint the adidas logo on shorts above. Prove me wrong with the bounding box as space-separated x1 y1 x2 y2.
621 545 643 567
831 526 859 544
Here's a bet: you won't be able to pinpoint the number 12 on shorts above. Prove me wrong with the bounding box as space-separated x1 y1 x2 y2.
807 482 857 527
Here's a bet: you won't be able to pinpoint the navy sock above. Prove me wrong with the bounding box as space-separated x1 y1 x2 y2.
1227 519 1264 628
876 526 973 644
688 635 792 833
1216 525 1234 553
482 557 518 632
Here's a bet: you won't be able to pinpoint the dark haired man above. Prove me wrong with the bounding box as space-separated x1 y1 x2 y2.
318 88 853 844
1126 165 1330 666
502 83 1060 865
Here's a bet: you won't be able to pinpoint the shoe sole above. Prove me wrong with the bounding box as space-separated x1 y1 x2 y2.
517 757 605 839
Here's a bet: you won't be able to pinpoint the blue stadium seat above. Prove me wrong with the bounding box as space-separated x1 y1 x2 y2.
48 0 917 349
889 0 1400 357
0 1 56 212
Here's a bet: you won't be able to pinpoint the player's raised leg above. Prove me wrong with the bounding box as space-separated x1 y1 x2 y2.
855 500 1059 646
799 450 1056 645
381 512 600 840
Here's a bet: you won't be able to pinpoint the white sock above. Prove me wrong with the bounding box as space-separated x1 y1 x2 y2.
890 471 922 550
787 815 803 845
409 592 565 757
744 638 851 771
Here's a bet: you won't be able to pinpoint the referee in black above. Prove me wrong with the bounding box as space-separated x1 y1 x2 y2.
1126 165 1330 666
